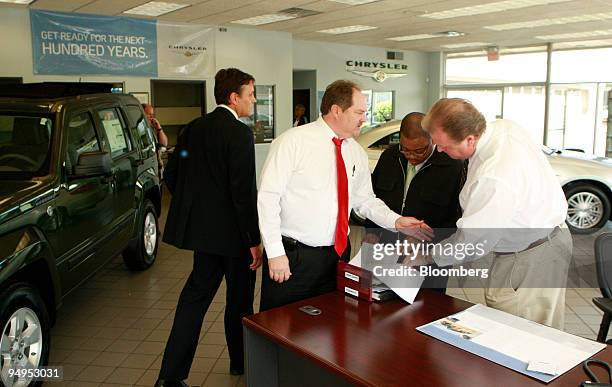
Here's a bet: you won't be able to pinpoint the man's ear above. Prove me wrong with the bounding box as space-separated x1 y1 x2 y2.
466 135 476 147
228 92 238 106
330 104 341 117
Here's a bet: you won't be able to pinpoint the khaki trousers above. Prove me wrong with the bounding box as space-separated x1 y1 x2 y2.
484 228 573 330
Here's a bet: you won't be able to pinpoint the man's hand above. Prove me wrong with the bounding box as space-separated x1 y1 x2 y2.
150 117 162 131
249 245 263 270
268 255 291 283
362 232 380 244
395 216 434 241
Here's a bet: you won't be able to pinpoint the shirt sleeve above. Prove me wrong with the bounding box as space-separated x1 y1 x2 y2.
351 147 401 230
432 176 517 266
257 135 294 258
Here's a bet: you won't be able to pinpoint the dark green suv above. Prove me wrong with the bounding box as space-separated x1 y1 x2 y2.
0 84 161 386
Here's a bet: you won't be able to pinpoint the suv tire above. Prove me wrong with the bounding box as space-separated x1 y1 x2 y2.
0 282 50 387
565 183 611 234
123 199 158 270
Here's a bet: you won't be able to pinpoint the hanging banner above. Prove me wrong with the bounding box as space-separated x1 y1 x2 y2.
30 10 157 76
156 22 215 78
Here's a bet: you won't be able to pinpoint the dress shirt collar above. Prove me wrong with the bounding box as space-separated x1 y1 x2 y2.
319 116 344 141
470 124 493 162
218 104 239 120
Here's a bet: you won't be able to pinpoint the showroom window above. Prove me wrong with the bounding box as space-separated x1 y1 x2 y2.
444 46 612 156
363 90 394 126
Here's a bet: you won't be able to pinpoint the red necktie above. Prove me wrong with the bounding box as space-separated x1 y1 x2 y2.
332 137 348 257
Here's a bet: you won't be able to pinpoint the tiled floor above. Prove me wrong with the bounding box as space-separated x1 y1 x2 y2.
47 193 611 386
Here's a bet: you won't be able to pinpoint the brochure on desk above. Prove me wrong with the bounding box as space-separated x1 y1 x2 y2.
417 304 606 383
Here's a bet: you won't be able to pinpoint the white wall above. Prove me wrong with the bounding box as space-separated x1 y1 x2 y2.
292 40 430 118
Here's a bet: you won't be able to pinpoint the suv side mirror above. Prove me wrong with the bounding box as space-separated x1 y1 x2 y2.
71 151 112 179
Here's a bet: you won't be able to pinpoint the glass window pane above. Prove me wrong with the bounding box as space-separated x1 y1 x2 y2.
126 105 154 150
372 91 393 124
446 52 547 85
502 85 545 144
551 48 612 83
446 89 502 122
242 85 275 144
98 108 131 158
66 112 99 173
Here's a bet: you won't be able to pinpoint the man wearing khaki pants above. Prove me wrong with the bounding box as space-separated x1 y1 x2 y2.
405 98 572 329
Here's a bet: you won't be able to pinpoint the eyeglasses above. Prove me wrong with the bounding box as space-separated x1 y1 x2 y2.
399 143 431 157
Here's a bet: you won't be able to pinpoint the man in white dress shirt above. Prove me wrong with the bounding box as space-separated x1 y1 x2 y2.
257 80 429 310
408 98 572 329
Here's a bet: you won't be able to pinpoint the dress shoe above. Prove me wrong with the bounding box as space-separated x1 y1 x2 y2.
154 379 188 387
229 368 244 375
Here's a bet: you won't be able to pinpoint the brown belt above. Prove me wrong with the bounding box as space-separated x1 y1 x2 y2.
495 226 561 256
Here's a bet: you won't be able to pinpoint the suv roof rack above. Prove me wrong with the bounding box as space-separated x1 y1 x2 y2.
0 82 118 99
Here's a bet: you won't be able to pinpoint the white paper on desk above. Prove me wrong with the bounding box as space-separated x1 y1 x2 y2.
349 244 424 304
417 304 606 382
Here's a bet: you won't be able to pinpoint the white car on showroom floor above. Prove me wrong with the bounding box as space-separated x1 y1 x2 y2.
357 120 612 234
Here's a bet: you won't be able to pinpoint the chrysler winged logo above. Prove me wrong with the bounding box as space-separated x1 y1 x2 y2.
345 60 409 83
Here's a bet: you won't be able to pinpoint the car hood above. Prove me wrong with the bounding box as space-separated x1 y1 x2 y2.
553 150 612 167
0 180 53 224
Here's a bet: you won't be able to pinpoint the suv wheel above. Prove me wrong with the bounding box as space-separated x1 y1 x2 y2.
0 282 50 387
123 199 158 270
565 184 611 234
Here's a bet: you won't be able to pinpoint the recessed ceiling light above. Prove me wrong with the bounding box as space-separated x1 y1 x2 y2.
441 42 490 49
123 1 189 17
231 13 297 25
327 0 380 5
421 0 571 20
486 12 612 30
318 25 377 34
536 29 612 40
0 0 34 3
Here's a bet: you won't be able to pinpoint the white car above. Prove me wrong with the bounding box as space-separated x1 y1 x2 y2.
357 120 612 234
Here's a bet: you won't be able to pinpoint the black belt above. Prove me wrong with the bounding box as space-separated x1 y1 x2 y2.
496 226 561 256
281 235 333 251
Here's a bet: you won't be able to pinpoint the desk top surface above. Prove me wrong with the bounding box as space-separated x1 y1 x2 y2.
243 290 612 387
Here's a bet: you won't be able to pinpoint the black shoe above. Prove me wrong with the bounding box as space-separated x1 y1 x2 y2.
154 379 188 387
229 368 244 375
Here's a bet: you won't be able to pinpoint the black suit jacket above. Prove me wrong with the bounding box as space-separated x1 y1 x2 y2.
366 145 466 231
163 107 260 257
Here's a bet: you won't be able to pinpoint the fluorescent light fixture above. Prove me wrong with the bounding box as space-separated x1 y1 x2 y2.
486 12 612 30
0 0 34 3
421 0 570 20
386 34 439 41
536 29 612 40
441 42 490 49
231 13 297 25
123 1 189 16
318 25 377 34
387 31 464 41
327 0 380 5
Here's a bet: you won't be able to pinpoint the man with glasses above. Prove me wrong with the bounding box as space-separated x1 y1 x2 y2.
365 112 466 291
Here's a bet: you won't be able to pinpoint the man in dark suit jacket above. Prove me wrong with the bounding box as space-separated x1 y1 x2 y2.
156 68 262 387
365 112 466 291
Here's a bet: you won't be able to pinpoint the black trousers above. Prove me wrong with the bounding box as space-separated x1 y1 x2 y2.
260 239 350 312
159 251 255 380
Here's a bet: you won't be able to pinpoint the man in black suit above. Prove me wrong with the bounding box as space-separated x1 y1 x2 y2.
156 68 262 387
365 112 466 291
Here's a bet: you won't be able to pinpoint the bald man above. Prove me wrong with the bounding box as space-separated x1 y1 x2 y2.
365 112 466 291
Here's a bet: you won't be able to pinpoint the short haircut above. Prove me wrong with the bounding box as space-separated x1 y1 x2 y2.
400 112 429 140
320 80 361 115
214 68 255 105
422 98 486 142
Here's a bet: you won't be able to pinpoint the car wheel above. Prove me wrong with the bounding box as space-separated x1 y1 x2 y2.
564 184 611 234
123 199 158 270
0 282 50 387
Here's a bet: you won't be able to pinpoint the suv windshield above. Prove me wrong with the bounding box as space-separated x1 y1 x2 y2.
0 113 53 178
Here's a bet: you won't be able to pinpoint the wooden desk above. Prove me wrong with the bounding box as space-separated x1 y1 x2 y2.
243 290 612 387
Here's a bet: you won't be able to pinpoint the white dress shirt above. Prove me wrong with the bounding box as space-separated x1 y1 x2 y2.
258 117 401 258
433 119 568 266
